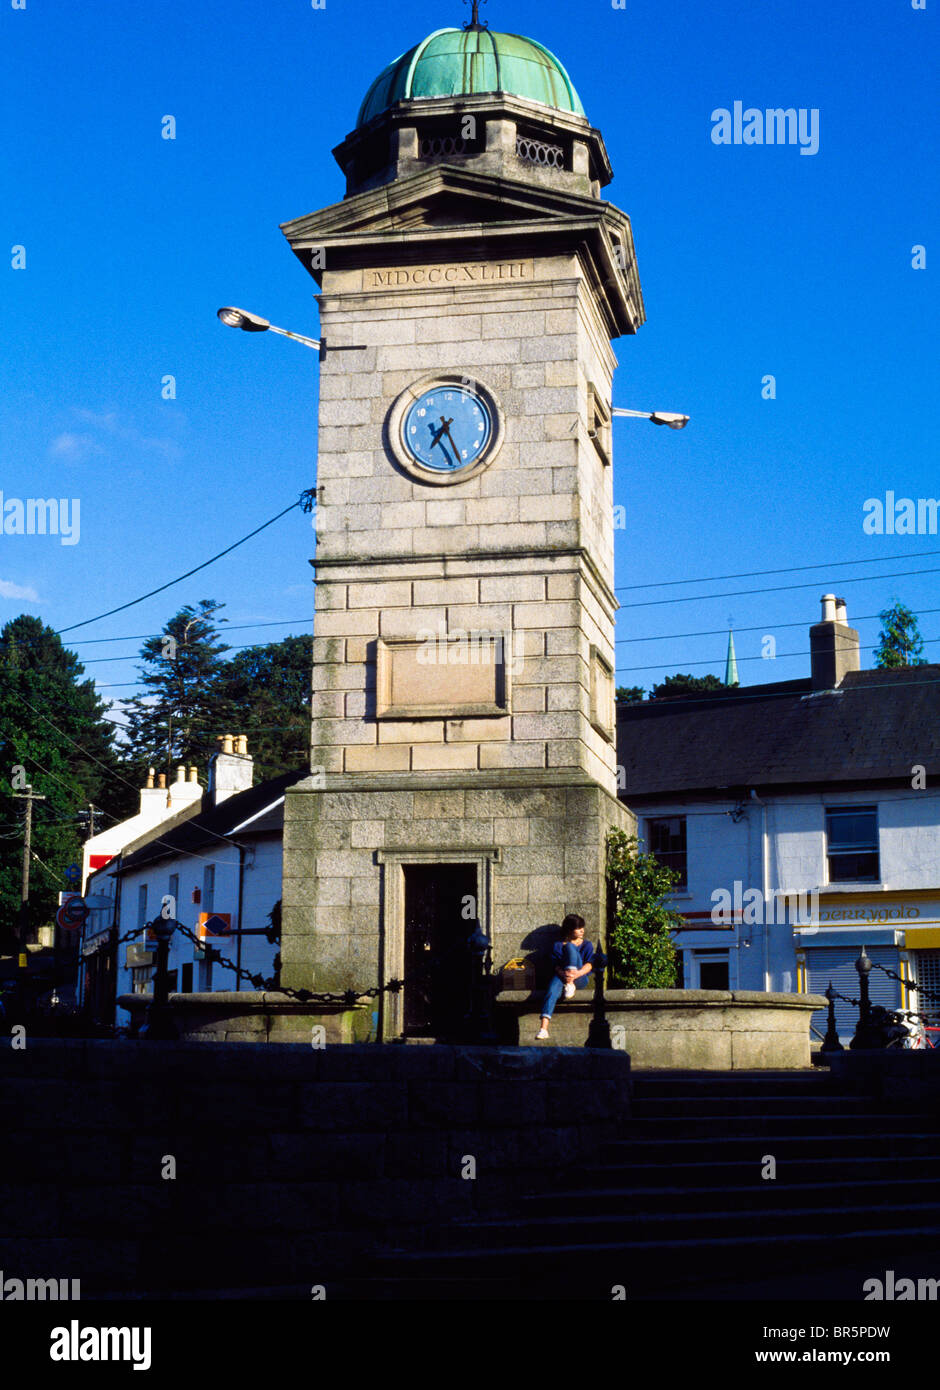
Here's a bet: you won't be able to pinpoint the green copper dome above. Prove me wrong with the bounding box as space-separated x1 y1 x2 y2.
356 27 586 128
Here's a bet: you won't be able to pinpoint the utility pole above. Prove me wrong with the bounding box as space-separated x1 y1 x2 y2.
13 786 46 963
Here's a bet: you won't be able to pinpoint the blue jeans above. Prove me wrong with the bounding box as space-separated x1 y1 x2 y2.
541 944 590 1019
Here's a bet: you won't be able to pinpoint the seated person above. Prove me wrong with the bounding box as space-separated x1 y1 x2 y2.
536 913 593 1040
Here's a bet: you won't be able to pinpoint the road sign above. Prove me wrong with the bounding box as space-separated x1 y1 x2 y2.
56 894 89 932
198 913 232 939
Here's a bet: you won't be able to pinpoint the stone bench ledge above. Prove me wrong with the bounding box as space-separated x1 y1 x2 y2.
496 989 827 1011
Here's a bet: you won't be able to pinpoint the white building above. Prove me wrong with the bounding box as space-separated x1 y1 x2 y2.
81 764 202 890
81 737 304 1024
617 597 940 1043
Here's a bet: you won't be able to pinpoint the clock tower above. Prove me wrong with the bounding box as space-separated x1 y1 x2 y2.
279 17 643 1038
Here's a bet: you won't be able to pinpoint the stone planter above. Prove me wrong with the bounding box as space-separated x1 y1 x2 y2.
495 988 828 1069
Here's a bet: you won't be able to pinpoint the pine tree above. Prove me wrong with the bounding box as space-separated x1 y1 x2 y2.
121 600 230 778
874 602 927 668
0 616 117 947
212 635 311 781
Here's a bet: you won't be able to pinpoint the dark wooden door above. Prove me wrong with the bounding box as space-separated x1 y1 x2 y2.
403 864 478 1038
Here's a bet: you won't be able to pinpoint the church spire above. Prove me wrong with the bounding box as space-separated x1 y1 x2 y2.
724 628 739 686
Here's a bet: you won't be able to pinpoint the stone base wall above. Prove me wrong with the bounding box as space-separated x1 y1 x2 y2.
496 989 828 1069
0 1040 631 1297
826 1049 940 1104
281 772 633 1013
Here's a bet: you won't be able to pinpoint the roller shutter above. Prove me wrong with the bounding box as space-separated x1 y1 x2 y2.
804 946 902 1043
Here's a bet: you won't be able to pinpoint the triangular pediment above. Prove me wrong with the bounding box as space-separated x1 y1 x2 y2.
281 165 644 335
284 164 609 241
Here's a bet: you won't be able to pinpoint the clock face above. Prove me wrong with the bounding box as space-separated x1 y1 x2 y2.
402 386 493 472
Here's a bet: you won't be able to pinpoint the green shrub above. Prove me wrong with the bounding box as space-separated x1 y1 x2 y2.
606 829 681 988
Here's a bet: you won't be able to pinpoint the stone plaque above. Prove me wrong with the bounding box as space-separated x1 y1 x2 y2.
376 636 510 718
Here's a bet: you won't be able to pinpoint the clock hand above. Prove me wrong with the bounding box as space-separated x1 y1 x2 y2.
434 415 459 467
428 418 450 456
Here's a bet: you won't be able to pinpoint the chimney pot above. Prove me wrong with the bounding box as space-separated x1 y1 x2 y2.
157 773 167 789
188 765 198 783
219 733 235 756
235 734 248 756
176 764 185 782
146 767 155 789
811 591 861 690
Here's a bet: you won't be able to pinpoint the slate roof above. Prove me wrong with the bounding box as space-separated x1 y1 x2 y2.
616 666 940 798
109 769 307 874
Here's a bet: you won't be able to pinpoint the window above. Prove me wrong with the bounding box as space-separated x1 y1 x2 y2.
168 873 179 917
826 805 879 882
180 963 194 994
587 382 612 466
911 951 940 1026
647 816 687 889
136 884 148 931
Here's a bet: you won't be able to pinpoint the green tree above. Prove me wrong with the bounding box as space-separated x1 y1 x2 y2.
0 616 118 947
606 829 681 988
616 685 645 703
212 635 311 781
874 602 927 668
122 600 230 778
649 672 727 699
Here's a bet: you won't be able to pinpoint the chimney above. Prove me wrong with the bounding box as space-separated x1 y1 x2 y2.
209 733 254 805
810 593 860 690
168 761 203 809
139 766 169 816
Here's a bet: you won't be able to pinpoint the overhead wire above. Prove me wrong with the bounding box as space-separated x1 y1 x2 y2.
56 494 307 635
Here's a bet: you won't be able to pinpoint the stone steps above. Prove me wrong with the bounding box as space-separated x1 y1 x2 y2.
593 1129 940 1163
365 1070 940 1298
619 1111 929 1136
518 1175 940 1216
581 1152 940 1187
631 1095 893 1116
343 1226 940 1300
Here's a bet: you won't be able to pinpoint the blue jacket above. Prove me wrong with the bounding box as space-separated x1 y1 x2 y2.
552 939 594 969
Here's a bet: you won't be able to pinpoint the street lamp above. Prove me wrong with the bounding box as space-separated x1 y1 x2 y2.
612 407 690 430
217 306 365 362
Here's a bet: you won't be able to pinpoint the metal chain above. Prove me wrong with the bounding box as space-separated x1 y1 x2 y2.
169 919 438 1005
870 960 940 1005
114 924 149 946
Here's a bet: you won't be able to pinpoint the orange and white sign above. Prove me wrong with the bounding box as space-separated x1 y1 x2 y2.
197 912 232 939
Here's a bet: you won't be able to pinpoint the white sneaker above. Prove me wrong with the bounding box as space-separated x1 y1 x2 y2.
563 981 576 999
535 1028 549 1040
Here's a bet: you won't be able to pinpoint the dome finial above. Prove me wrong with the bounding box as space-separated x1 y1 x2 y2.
463 0 488 31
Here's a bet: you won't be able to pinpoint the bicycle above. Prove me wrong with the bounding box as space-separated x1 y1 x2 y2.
895 1010 939 1050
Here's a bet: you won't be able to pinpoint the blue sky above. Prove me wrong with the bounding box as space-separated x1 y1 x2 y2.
2 0 937 723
